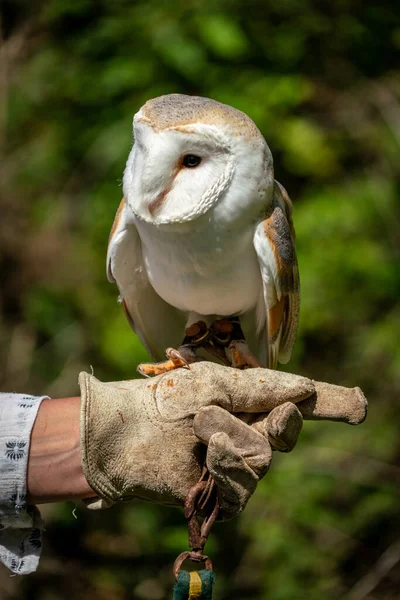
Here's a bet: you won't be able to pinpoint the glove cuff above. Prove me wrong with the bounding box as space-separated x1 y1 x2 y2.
79 371 120 507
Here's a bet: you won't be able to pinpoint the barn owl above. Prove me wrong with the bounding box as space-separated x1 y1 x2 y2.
107 94 299 375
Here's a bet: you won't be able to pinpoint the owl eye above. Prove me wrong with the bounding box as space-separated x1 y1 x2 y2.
182 154 202 168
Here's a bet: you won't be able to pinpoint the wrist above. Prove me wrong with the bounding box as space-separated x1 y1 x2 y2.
27 397 96 504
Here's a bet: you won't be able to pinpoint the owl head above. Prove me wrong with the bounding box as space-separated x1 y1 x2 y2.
123 94 273 226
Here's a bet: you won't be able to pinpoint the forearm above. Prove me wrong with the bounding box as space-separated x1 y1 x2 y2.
27 397 96 504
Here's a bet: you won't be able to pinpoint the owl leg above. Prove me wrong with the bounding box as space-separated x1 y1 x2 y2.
208 318 263 369
137 321 209 377
228 340 264 369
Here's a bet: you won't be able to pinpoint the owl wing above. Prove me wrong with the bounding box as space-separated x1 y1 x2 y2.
253 181 300 369
107 198 186 361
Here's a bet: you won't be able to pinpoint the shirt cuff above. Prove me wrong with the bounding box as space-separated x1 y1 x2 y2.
0 393 47 574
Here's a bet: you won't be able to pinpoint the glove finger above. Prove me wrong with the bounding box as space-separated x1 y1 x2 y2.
194 406 273 519
187 363 315 413
250 402 303 452
296 381 368 425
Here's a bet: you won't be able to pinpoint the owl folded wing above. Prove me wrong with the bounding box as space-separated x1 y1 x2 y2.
107 199 186 361
253 181 300 369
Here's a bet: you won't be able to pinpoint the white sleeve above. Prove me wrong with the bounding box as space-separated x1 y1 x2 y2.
0 392 47 574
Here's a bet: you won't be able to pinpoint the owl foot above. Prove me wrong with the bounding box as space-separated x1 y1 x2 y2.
137 346 201 377
137 322 209 376
137 318 262 376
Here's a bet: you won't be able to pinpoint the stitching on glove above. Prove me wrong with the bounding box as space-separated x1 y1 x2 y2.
142 380 170 432
152 373 197 426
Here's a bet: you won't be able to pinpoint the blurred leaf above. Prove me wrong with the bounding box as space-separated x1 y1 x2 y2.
197 15 249 58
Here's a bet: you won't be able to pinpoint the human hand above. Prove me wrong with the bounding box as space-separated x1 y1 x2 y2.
79 362 366 519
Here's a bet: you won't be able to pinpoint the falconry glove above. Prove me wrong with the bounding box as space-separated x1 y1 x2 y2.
79 362 367 519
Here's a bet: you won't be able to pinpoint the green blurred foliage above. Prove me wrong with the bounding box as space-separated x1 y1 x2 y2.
1 0 400 598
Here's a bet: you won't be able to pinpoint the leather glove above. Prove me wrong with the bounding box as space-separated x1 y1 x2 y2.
79 362 366 519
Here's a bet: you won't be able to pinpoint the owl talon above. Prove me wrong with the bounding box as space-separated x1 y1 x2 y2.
165 347 191 370
136 366 152 378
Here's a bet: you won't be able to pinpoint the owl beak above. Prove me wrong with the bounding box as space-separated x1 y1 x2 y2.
148 186 171 216
147 165 179 217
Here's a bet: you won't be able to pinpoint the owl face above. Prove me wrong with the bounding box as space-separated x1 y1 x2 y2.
123 95 273 226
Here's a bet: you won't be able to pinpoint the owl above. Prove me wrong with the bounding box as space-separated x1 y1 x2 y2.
107 94 299 375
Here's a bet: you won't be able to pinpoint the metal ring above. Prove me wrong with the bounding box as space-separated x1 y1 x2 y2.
213 334 231 345
173 551 213 580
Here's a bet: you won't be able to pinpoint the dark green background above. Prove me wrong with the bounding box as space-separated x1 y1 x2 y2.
1 1 400 598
